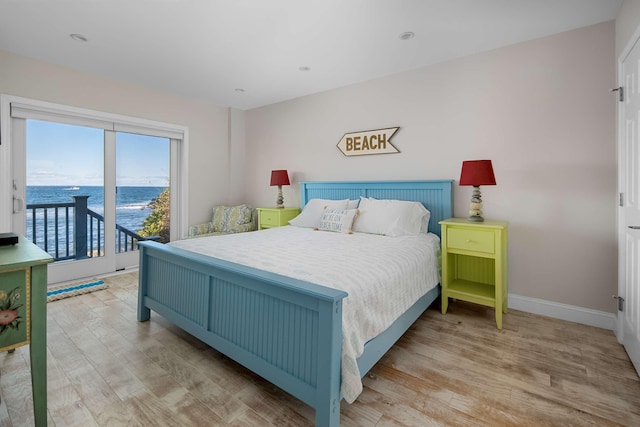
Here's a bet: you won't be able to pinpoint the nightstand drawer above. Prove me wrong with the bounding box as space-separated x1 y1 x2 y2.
257 207 300 229
260 212 280 227
447 228 494 254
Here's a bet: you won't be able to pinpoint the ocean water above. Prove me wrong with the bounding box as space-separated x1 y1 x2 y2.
25 186 166 254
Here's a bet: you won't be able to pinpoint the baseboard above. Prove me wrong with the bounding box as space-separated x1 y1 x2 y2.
509 294 617 331
100 267 139 278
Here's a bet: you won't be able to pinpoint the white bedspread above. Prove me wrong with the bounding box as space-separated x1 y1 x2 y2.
169 226 440 403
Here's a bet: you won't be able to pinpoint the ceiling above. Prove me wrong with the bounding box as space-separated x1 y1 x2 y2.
0 0 622 110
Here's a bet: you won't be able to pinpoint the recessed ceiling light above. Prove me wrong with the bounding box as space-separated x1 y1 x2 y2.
235 88 245 93
299 66 311 72
70 33 88 42
399 31 415 41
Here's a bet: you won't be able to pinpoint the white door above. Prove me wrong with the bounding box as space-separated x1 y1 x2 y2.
619 36 640 375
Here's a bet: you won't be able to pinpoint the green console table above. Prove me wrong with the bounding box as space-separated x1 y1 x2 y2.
0 236 52 426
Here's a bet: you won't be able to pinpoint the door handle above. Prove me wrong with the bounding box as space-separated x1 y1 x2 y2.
12 196 23 214
628 226 640 229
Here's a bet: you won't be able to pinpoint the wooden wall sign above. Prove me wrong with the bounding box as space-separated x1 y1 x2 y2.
337 127 400 157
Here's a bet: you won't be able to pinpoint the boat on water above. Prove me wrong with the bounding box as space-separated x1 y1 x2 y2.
64 186 80 190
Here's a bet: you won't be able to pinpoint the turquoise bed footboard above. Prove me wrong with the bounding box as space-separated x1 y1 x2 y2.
137 240 348 425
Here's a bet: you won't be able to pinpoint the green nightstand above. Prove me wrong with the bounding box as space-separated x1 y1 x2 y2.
439 218 509 329
257 207 300 230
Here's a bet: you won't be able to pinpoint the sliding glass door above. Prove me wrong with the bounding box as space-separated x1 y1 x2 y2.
4 96 186 284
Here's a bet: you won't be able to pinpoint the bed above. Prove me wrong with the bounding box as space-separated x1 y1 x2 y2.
137 180 453 426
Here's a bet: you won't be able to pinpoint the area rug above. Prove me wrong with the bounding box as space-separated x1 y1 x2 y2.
46 279 108 302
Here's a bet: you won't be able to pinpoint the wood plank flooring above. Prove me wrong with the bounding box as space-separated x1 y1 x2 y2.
0 271 638 426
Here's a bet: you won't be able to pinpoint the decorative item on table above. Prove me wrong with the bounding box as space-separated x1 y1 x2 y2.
0 232 19 246
270 169 290 209
459 160 496 222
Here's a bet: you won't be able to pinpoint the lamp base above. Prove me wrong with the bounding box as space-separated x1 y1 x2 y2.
275 186 284 208
467 186 484 222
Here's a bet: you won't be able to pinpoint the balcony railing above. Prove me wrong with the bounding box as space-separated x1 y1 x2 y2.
26 195 159 262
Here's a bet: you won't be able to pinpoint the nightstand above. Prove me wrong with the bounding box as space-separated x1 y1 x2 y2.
439 218 509 329
257 207 300 230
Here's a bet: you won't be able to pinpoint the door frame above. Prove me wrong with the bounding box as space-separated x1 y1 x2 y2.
0 94 190 281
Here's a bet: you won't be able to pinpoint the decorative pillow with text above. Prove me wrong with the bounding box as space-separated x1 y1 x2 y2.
316 208 360 234
288 198 349 228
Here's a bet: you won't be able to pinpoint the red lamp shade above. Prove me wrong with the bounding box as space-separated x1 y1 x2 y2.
459 160 496 186
270 170 290 186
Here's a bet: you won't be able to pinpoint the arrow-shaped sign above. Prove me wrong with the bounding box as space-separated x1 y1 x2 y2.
337 127 400 157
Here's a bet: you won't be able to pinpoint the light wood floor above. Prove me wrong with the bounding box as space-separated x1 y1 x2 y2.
1 271 638 426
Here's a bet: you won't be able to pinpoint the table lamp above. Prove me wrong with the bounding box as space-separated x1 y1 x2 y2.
270 170 290 208
459 160 496 222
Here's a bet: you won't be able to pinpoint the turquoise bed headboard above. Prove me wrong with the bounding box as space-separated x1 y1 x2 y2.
299 180 454 237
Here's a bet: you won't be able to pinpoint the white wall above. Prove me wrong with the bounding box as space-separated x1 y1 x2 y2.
228 108 247 205
245 22 617 313
0 49 234 228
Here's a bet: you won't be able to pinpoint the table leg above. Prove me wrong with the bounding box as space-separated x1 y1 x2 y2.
30 265 47 427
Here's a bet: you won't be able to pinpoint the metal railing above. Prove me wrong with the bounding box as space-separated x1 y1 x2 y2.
26 195 158 261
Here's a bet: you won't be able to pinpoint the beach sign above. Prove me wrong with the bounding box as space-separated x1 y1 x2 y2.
336 127 400 157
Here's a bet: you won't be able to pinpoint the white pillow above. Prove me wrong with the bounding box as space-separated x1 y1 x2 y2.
347 199 360 209
316 208 360 234
352 197 430 237
288 198 349 228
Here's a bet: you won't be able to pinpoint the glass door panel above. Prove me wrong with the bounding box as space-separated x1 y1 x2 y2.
22 119 113 283
115 132 170 269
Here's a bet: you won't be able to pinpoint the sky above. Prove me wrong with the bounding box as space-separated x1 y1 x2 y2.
26 120 169 186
